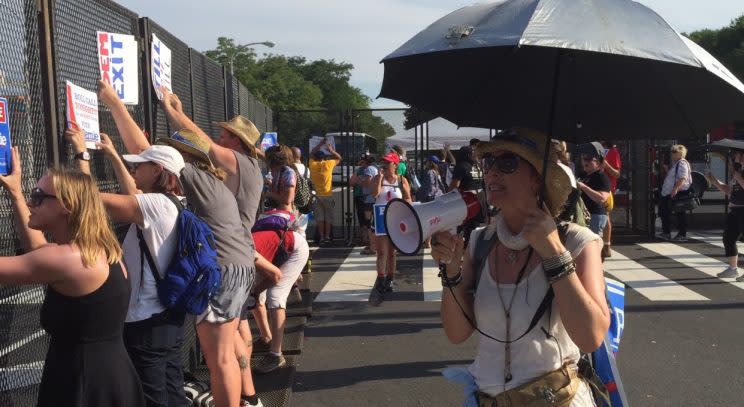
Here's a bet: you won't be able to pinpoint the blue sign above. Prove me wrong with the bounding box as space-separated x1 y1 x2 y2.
0 98 12 175
261 132 278 152
374 204 387 236
605 277 625 353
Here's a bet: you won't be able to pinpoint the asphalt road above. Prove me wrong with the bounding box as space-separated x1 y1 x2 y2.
291 229 744 407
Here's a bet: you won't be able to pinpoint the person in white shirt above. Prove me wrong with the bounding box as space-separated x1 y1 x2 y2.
291 146 310 237
658 144 693 241
66 126 190 407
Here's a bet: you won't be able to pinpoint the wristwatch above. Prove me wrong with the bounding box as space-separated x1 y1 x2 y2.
74 151 91 161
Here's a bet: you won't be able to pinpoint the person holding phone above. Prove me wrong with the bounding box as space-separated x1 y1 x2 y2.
707 150 744 280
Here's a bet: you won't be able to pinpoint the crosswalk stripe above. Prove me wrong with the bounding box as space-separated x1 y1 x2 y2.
314 247 378 302
422 249 442 301
604 250 708 301
686 230 744 252
638 242 744 288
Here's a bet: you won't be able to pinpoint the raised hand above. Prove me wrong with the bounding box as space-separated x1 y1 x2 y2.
95 133 118 157
64 122 87 153
0 147 23 195
522 203 563 258
97 79 120 107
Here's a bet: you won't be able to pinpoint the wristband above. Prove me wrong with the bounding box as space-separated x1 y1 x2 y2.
439 267 463 287
544 261 576 284
542 250 572 271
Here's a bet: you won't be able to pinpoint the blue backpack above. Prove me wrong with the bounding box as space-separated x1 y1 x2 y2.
137 194 222 315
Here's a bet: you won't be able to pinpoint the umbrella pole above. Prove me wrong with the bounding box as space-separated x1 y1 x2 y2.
540 50 564 212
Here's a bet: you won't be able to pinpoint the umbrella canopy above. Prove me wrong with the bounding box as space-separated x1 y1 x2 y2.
708 138 744 151
379 0 744 142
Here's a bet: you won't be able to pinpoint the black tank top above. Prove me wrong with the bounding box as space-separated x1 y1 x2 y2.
731 178 744 206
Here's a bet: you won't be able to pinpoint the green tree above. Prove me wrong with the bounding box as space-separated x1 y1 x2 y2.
205 38 395 151
687 15 744 82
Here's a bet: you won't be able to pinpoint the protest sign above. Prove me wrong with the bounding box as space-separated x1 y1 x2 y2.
309 135 335 155
261 132 278 152
97 31 139 105
151 34 172 100
374 204 387 236
65 81 100 149
0 98 12 175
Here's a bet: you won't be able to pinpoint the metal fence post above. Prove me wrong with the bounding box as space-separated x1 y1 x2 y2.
38 0 59 168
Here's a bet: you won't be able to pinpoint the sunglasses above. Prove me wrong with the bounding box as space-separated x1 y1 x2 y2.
29 187 56 207
481 153 521 175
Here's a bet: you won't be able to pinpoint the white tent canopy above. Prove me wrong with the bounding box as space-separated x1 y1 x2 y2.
384 117 493 151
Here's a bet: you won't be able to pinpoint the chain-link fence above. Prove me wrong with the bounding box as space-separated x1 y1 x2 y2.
0 0 273 403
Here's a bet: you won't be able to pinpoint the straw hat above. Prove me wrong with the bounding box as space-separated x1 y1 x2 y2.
156 129 214 168
214 115 260 149
475 127 572 216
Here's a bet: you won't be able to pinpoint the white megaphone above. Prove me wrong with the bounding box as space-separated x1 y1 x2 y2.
384 190 481 255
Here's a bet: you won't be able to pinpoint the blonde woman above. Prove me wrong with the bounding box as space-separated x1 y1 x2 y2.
0 148 144 407
658 144 692 241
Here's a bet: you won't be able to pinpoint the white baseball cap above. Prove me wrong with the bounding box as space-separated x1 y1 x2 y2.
122 145 185 176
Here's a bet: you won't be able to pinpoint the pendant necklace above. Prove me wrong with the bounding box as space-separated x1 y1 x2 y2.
495 242 533 385
496 213 529 265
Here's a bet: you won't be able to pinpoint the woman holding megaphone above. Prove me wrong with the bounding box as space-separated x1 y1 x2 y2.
368 152 411 303
431 128 609 406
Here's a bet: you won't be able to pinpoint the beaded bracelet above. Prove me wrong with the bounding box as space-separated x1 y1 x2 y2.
438 267 463 287
542 250 573 272
544 261 577 284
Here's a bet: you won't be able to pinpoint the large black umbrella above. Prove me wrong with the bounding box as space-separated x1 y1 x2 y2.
379 0 744 142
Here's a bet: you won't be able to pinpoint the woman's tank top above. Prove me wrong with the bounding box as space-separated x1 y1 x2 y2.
375 176 403 205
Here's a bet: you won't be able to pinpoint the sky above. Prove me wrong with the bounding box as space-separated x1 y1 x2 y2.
117 0 743 109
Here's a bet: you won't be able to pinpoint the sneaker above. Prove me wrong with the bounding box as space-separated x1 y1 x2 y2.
736 275 744 283
254 354 287 374
672 234 688 242
658 233 671 241
717 267 739 278
360 247 376 255
383 276 394 292
240 396 264 407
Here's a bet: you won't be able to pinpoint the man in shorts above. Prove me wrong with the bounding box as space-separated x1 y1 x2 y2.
309 137 341 246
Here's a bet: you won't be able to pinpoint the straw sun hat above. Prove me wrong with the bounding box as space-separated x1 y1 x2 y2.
156 129 214 168
214 115 260 149
475 127 572 216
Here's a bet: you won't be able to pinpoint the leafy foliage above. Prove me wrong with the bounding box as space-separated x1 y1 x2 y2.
205 37 395 152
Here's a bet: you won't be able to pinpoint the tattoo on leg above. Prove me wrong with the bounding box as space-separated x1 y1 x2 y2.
238 355 249 370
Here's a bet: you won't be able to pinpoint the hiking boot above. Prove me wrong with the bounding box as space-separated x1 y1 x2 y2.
254 354 286 374
657 232 671 241
718 267 740 278
672 234 688 242
240 396 264 407
373 276 385 293
252 337 271 353
383 276 394 292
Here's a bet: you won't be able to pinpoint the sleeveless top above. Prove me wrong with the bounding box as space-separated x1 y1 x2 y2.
467 223 601 396
38 262 145 406
233 152 263 264
730 177 744 207
375 176 403 205
180 163 251 266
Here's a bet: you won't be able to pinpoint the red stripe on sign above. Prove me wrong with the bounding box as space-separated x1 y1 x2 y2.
605 381 618 393
66 84 77 125
0 100 6 123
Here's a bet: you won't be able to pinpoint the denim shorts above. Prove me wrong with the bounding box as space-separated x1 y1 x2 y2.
196 263 254 325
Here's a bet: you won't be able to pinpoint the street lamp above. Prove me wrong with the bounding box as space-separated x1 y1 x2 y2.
229 41 275 74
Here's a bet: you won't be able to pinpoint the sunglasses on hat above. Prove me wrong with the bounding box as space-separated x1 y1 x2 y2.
29 187 56 207
481 153 521 175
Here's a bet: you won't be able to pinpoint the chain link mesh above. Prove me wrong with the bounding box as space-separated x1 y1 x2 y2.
0 0 49 403
190 51 226 138
0 1 273 402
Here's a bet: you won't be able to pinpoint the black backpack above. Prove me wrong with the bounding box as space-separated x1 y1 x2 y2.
294 166 316 214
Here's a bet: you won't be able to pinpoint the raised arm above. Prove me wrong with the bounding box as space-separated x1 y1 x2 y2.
98 80 150 154
160 88 238 175
64 123 91 176
0 147 48 251
325 140 342 164
96 133 139 195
